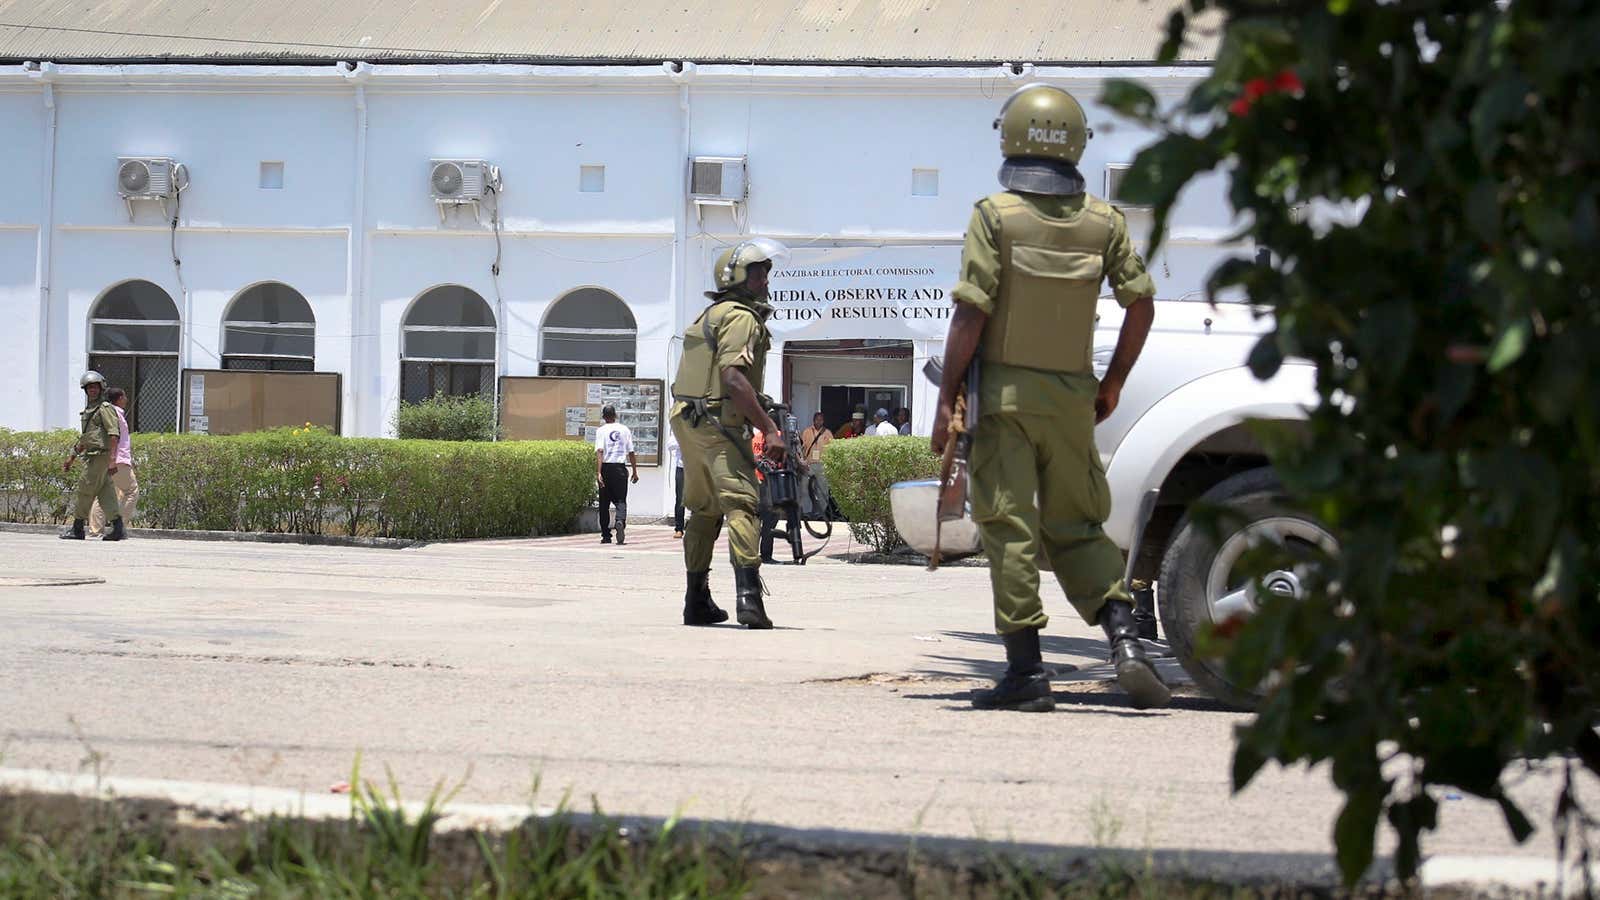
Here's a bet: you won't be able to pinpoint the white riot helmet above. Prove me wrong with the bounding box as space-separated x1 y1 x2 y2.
80 370 107 390
707 238 790 299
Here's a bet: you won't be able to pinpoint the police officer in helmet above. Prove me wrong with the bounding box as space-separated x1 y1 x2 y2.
61 370 128 542
670 239 788 629
931 84 1168 711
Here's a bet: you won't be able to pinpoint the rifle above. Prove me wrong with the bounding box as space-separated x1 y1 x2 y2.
925 356 981 571
758 404 833 565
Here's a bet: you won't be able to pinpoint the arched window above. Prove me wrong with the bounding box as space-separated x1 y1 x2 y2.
88 280 180 433
400 285 496 402
222 283 315 371
538 288 637 378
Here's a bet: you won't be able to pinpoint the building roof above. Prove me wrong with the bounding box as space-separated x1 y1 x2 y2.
0 0 1214 65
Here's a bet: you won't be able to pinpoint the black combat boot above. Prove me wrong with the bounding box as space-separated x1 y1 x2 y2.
102 517 126 542
1099 599 1172 710
971 627 1055 712
58 519 86 540
733 565 773 630
683 570 728 626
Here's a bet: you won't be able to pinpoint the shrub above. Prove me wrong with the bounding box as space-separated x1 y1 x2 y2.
821 436 940 553
392 392 496 442
0 427 594 540
1106 0 1600 884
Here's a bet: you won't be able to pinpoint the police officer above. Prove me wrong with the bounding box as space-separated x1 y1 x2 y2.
60 370 128 542
670 239 788 629
931 84 1168 712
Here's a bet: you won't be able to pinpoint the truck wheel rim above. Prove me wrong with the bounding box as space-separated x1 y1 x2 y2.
1205 516 1336 624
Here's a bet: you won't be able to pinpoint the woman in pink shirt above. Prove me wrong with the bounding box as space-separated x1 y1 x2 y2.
88 387 139 538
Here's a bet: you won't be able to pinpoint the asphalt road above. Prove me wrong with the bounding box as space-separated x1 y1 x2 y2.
0 528 1586 877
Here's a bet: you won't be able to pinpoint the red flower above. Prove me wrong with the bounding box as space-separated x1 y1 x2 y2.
1243 77 1272 102
1229 96 1254 117
1272 70 1304 94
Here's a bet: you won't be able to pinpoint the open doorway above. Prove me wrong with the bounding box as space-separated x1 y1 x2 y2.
782 340 913 435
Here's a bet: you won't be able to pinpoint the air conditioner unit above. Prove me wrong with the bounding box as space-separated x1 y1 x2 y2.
689 156 747 203
430 159 500 202
116 156 187 220
1104 163 1148 209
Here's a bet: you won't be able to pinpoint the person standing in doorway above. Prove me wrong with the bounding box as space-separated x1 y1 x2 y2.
88 387 139 539
594 405 638 545
932 84 1166 713
835 407 868 439
895 407 913 435
870 408 899 436
665 427 685 539
59 371 126 542
801 411 833 465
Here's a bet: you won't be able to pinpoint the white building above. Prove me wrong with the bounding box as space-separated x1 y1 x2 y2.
0 0 1226 515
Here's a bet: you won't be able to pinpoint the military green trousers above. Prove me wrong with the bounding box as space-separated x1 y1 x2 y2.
670 404 761 570
73 453 120 522
969 409 1130 634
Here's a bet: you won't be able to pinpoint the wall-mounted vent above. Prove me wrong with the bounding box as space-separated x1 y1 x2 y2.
689 156 746 202
1104 163 1148 209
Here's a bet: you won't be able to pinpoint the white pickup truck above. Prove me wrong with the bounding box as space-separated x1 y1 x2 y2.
896 294 1329 709
1090 295 1331 709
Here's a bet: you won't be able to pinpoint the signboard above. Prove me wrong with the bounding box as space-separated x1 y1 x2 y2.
765 245 961 341
180 369 341 436
499 376 665 466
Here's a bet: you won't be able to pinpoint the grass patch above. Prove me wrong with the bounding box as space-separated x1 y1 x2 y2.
0 769 1474 898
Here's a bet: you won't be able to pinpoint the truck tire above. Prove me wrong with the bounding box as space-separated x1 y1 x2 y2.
1157 468 1336 710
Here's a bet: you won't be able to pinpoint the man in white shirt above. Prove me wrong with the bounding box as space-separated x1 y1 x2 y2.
665 427 685 538
593 405 638 545
871 408 899 437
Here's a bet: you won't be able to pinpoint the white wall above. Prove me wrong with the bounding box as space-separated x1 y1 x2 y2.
0 62 1223 514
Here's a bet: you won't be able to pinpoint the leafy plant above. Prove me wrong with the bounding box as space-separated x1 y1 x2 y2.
821 436 941 553
0 428 594 540
393 391 497 442
1103 0 1600 885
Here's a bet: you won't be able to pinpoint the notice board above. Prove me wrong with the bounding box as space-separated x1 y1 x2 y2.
499 376 665 466
180 369 342 436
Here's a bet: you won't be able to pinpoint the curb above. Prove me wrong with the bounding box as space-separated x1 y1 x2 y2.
0 522 425 550
2 767 1581 895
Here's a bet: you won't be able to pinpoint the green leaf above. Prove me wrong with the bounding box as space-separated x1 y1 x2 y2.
1334 788 1382 885
1247 333 1284 380
1487 318 1531 373
1100 80 1160 124
1232 741 1269 791
1467 180 1501 243
1120 136 1222 258
1157 9 1190 63
1496 793 1535 843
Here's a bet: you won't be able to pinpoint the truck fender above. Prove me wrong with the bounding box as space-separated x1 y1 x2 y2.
1101 364 1318 550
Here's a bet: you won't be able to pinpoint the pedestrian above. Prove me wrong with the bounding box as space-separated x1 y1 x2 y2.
59 371 127 542
800 411 833 465
88 387 139 539
593 405 638 545
835 408 867 439
870 408 899 437
895 407 913 435
665 427 685 538
931 84 1168 712
669 237 788 629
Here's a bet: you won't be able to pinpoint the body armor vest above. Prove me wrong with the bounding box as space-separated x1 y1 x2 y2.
671 298 769 406
980 192 1116 374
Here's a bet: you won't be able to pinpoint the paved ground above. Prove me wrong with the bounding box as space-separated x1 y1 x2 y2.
0 528 1588 878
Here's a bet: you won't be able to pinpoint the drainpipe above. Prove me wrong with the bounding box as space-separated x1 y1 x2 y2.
665 60 696 511
342 61 371 435
29 62 58 429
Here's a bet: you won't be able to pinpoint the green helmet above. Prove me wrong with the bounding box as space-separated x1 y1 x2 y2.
707 238 790 299
994 84 1092 164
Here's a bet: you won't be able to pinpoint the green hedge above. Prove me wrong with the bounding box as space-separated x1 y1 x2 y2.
821 436 941 553
0 428 594 540
392 392 497 441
